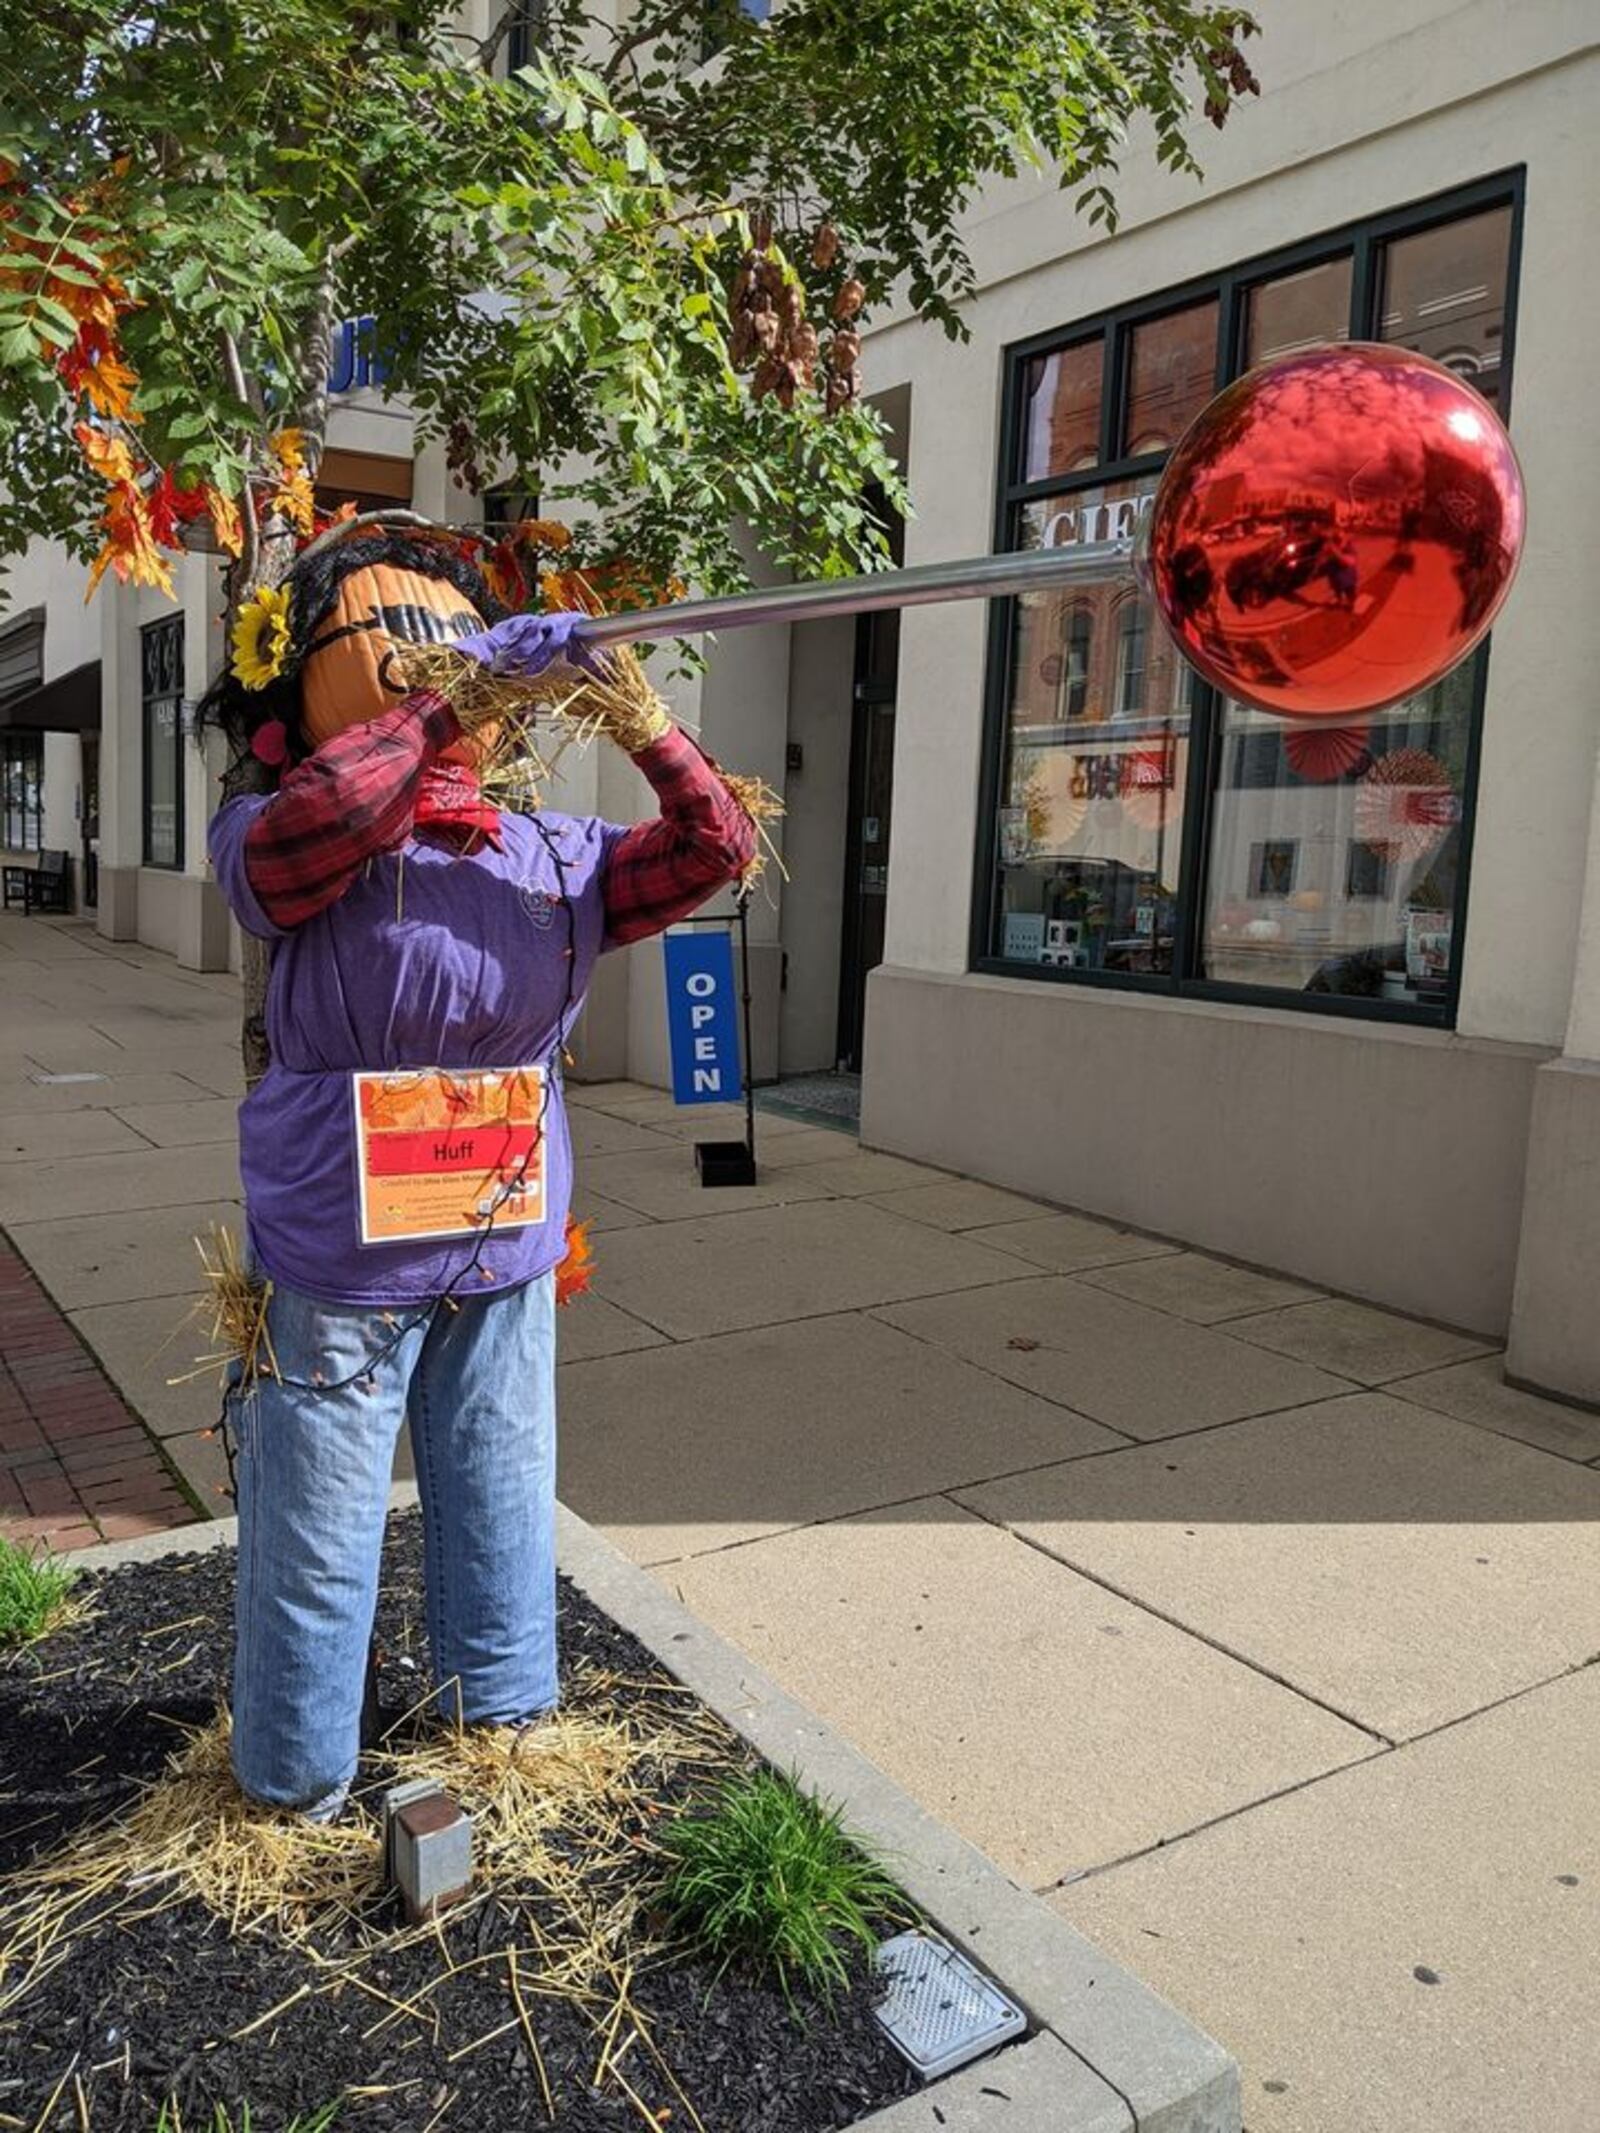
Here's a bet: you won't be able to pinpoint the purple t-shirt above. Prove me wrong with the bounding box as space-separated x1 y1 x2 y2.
209 797 624 1306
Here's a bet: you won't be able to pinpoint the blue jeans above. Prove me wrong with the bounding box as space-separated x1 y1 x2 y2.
229 1270 558 1816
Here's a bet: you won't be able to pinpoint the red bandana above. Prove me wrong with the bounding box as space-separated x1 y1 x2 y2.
414 762 502 848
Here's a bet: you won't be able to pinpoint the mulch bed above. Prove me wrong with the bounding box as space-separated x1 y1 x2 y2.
0 1514 922 2133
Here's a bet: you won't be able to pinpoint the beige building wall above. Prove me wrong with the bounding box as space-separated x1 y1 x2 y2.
843 9 1600 1380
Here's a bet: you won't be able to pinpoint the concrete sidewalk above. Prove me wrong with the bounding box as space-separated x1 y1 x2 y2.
4 912 1600 2131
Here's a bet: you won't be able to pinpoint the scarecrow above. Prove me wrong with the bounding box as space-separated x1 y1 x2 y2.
201 515 755 1820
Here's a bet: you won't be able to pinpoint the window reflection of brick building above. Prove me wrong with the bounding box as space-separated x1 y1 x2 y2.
1010 578 1187 738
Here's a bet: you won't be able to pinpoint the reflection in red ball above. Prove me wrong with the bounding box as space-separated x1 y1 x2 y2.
1146 344 1525 719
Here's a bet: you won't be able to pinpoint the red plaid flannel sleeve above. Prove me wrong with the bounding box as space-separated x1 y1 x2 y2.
241 691 461 929
603 726 757 947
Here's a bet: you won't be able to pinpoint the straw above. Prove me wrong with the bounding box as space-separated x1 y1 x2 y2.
170 1225 277 1389
0 1659 740 2124
391 638 785 888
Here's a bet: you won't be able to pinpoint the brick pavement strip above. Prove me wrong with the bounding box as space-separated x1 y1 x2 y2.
0 1230 196 1551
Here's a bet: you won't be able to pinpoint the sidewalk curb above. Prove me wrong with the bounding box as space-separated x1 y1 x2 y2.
61 1492 1241 2133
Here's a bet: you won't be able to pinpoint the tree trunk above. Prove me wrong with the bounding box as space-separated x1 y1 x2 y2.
219 753 276 1089
220 285 336 1088
221 516 302 1090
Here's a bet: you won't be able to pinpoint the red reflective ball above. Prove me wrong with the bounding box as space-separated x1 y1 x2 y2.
1146 343 1525 719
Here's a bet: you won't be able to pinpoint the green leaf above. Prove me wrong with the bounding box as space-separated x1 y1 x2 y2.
171 258 210 304
0 0 1242 594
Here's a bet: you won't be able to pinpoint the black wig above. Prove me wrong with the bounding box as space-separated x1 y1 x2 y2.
197 528 509 767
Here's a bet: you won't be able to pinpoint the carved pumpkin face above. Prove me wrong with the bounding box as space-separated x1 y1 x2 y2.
301 563 485 750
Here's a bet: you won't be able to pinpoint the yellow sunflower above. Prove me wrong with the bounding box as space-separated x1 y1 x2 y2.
230 583 293 690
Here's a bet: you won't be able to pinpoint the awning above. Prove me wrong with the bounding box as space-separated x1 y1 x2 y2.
0 660 102 734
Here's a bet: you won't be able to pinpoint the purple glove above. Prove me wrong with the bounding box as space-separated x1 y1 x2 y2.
453 609 602 678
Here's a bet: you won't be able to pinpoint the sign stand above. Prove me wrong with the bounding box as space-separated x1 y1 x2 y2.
694 889 757 1187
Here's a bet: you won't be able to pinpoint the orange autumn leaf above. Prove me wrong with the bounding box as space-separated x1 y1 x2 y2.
206 486 244 558
271 427 307 474
266 467 316 536
85 482 175 600
74 419 137 484
555 1216 594 1307
58 319 140 421
540 559 684 618
517 517 573 552
312 498 359 537
539 567 607 617
53 273 123 329
482 552 524 609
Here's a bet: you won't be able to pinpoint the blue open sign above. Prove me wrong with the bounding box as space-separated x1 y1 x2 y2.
662 930 743 1106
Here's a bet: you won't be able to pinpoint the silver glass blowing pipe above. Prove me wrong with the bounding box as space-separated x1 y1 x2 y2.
568 539 1137 649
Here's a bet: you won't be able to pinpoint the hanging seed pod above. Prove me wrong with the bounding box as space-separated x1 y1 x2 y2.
828 327 861 372
729 315 758 368
751 353 784 400
751 207 774 252
756 257 784 297
753 310 781 353
833 277 866 321
731 263 754 308
846 364 864 400
778 283 805 331
825 373 851 416
793 322 820 364
811 223 840 270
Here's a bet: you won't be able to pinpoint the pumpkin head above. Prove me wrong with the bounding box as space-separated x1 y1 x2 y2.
300 559 486 748
198 525 509 776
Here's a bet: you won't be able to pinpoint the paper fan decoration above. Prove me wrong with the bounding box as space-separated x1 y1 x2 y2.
1119 747 1180 832
1285 720 1372 783
1015 755 1088 851
1355 748 1457 863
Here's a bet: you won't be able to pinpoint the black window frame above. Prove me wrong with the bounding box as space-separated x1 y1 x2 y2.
972 168 1526 1029
482 485 541 536
504 0 548 76
2 730 44 852
141 614 186 871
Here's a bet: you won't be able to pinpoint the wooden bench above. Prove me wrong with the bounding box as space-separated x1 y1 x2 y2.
1 849 71 914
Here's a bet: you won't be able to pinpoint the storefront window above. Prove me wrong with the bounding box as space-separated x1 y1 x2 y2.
1245 256 1353 366
1203 666 1473 1004
1019 334 1103 481
981 176 1521 1024
1377 204 1512 405
2 733 43 851
996 479 1192 978
141 616 185 870
1122 299 1219 455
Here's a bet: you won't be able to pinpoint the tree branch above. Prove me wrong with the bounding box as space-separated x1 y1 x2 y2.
290 268 338 482
601 0 704 86
218 329 260 592
478 0 527 72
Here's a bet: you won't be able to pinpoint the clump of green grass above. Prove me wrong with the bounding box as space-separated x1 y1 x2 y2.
154 2101 338 2133
655 1766 909 2002
0 1532 81 1649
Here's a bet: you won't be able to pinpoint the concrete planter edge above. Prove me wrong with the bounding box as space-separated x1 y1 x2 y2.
58 1490 1241 2133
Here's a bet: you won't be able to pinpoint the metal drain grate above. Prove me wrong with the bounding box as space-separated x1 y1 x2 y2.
872 1931 1027 2080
